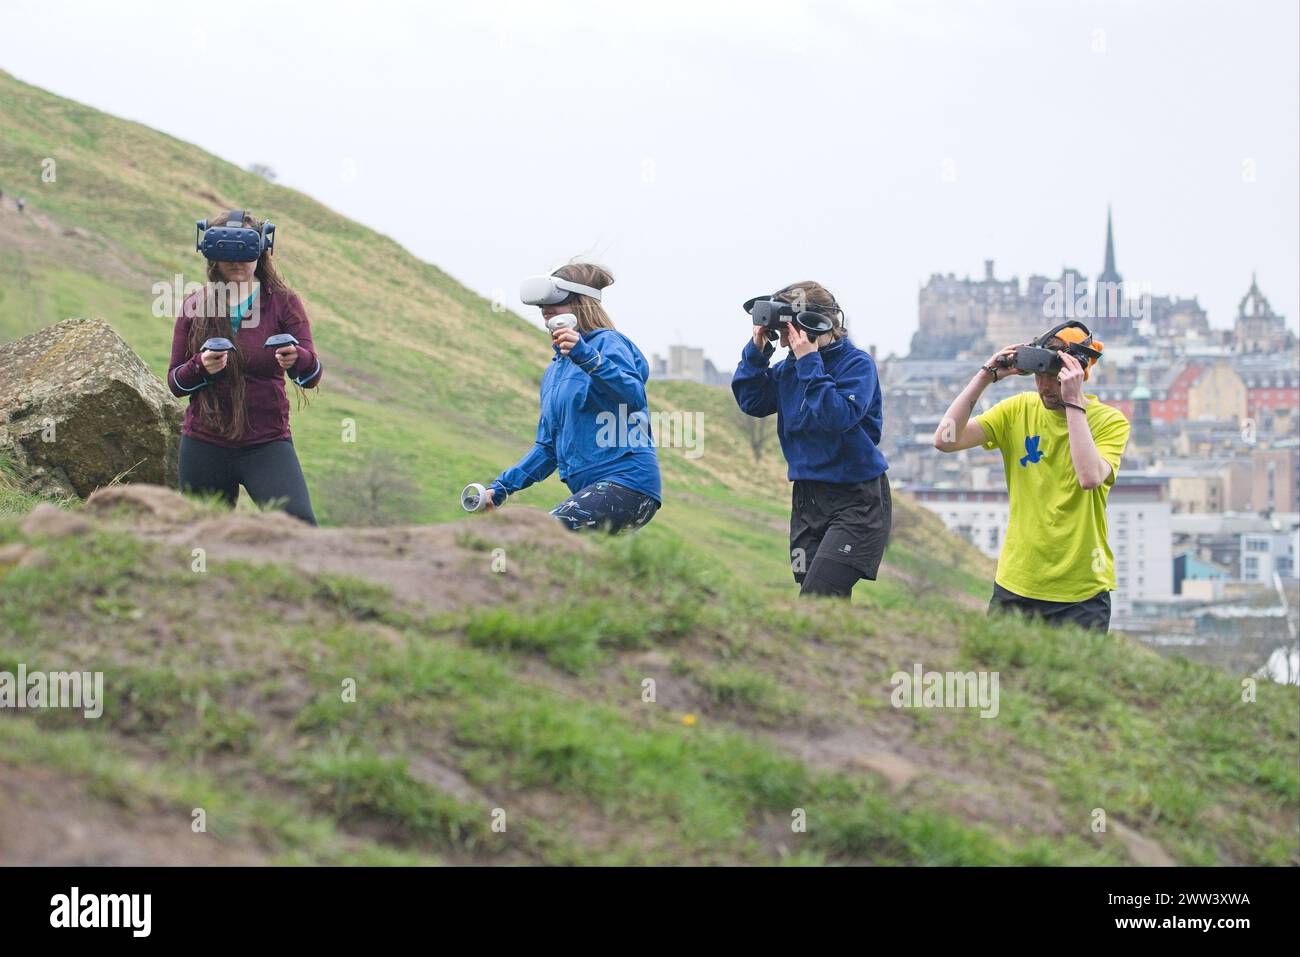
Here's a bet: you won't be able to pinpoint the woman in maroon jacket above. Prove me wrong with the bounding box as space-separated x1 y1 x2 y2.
168 210 322 524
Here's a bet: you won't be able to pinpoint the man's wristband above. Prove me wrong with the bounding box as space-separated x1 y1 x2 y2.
981 364 1000 382
1063 401 1087 414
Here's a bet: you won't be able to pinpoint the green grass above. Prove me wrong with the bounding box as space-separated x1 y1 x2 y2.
1 517 1294 865
0 451 72 515
0 519 1011 863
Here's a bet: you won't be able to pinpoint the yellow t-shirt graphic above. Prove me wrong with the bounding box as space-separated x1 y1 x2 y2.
977 391 1130 603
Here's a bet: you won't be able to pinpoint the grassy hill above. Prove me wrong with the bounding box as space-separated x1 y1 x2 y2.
1 70 1296 865
0 67 983 602
2 487 1297 865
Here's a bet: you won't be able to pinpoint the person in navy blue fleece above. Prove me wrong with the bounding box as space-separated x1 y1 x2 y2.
732 281 891 598
478 263 662 533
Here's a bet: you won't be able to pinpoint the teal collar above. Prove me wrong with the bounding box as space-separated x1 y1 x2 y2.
230 284 259 334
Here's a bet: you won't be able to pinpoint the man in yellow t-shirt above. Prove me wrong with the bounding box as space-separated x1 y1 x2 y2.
932 322 1130 632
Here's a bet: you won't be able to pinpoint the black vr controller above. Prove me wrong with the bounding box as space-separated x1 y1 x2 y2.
200 337 235 378
996 321 1103 375
196 209 275 263
744 288 842 343
264 333 299 351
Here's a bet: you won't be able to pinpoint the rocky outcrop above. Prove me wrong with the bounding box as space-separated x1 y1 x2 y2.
0 318 182 498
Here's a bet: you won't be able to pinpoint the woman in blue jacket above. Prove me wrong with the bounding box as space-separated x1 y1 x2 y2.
478 263 661 532
732 281 891 598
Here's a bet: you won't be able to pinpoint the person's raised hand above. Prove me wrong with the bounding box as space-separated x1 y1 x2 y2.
553 327 580 357
274 344 299 370
984 344 1020 377
200 349 228 375
1057 351 1086 404
751 325 770 351
788 324 816 359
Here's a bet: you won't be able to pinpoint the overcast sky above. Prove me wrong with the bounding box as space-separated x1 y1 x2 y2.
3 0 1296 365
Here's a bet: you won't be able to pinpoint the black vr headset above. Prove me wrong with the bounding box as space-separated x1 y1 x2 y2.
196 209 275 262
744 286 843 342
998 321 1104 375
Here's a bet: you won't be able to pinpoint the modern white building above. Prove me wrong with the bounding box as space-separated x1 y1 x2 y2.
1109 478 1174 617
906 474 1174 617
1240 526 1300 583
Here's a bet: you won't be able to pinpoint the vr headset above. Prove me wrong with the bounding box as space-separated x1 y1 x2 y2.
744 287 843 342
519 273 604 306
1000 321 1104 375
196 209 275 262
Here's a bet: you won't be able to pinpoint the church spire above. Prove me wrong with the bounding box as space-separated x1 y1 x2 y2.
1100 205 1119 281
1094 206 1124 326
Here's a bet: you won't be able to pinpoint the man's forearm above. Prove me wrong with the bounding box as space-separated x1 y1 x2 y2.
1065 406 1110 488
936 369 993 448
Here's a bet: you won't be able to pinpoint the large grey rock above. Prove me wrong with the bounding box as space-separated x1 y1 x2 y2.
0 318 182 498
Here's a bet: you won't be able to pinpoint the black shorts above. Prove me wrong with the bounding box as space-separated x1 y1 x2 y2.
987 582 1111 633
789 473 892 585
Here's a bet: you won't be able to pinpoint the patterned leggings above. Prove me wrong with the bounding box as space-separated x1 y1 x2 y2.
549 481 660 533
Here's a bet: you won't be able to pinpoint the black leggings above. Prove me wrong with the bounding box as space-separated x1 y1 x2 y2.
179 435 317 525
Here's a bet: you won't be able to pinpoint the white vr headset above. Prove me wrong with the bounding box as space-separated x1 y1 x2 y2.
519 274 603 306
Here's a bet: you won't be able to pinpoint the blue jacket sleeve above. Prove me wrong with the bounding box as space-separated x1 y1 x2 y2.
567 334 647 410
491 409 558 502
789 350 876 433
731 340 779 417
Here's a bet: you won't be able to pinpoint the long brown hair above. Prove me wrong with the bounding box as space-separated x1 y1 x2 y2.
184 210 293 440
552 261 616 334
775 281 847 341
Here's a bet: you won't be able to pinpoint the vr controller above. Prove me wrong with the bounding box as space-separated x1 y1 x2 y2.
264 333 299 351
196 209 275 263
995 321 1103 375
199 337 235 379
546 313 577 335
461 483 492 513
744 290 840 343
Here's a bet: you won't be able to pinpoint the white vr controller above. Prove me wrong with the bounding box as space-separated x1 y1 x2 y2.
461 483 492 513
546 313 577 334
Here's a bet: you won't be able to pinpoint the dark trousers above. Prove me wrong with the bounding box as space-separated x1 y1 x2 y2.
549 481 660 533
179 435 317 525
987 582 1111 632
790 473 892 599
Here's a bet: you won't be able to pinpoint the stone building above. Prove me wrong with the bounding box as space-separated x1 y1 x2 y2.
1186 362 1248 423
1232 274 1296 354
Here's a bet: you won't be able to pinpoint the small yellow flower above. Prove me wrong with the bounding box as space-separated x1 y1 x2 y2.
681 713 697 727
